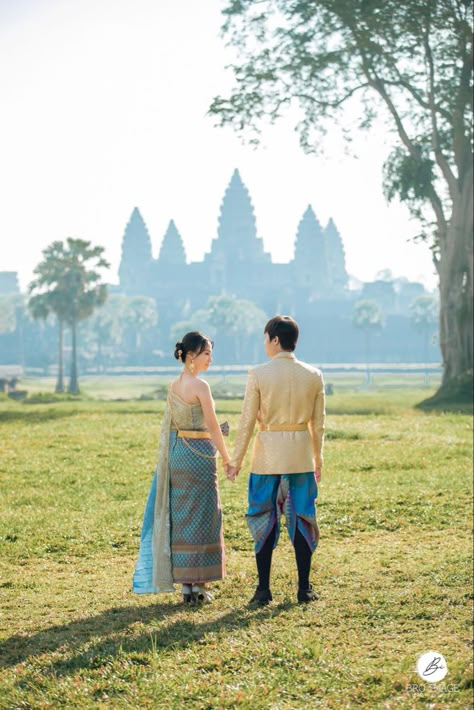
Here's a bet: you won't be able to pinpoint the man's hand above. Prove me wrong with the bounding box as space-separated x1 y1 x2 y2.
315 468 322 484
227 465 240 482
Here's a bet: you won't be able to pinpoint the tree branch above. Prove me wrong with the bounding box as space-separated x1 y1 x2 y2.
291 82 371 108
452 30 473 182
357 46 448 237
423 21 457 197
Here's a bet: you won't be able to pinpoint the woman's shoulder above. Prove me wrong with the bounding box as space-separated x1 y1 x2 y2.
195 377 211 395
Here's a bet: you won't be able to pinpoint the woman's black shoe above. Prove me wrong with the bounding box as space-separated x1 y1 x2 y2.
249 587 273 605
297 585 319 603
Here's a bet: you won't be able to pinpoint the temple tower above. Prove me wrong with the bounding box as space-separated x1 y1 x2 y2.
118 208 153 295
206 169 270 292
292 205 328 295
157 220 186 267
324 218 348 293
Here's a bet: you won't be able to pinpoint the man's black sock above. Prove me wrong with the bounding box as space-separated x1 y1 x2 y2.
255 525 276 590
294 525 312 590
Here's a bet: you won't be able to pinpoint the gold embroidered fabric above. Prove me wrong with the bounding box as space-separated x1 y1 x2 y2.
230 352 325 474
168 388 208 432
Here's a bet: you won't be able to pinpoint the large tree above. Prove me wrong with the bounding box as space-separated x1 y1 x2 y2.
210 0 473 403
29 239 109 393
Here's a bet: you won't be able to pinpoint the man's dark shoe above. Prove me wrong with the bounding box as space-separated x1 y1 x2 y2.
249 587 273 606
297 585 319 603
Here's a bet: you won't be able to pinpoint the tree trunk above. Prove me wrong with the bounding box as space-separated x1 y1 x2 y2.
437 167 473 394
56 318 64 393
68 320 79 394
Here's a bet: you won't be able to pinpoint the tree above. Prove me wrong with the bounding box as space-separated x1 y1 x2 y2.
200 295 267 362
29 239 109 393
123 296 158 358
409 294 439 384
0 294 31 370
29 242 71 392
0 295 22 334
210 0 473 403
170 296 267 363
353 299 384 384
80 295 131 371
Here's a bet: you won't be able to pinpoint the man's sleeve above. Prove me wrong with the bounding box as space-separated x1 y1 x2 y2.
309 373 326 469
230 369 260 469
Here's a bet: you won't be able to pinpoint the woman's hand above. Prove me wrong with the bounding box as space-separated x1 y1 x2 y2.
315 468 321 484
226 465 239 482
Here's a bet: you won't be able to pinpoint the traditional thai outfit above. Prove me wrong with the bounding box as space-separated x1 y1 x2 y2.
132 387 225 594
230 351 325 552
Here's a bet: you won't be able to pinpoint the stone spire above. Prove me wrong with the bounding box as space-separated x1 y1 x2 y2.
210 169 269 263
293 205 328 293
324 218 348 292
157 220 186 265
118 207 153 294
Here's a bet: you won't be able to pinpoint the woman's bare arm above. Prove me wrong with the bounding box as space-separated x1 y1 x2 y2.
196 379 230 464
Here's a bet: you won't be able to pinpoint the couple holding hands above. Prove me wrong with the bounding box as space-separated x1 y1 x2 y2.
132 315 325 606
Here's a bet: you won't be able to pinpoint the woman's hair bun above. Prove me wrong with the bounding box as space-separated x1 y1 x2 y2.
173 332 212 363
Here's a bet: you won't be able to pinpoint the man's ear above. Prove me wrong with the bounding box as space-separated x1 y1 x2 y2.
273 336 280 346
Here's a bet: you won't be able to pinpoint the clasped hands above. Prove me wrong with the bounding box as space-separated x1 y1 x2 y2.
223 463 239 482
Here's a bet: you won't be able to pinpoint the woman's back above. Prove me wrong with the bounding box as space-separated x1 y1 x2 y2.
168 387 207 431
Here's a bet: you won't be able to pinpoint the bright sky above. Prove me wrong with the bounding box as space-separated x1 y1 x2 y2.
0 0 438 292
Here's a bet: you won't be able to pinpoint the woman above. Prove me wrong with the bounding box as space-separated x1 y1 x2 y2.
132 332 231 605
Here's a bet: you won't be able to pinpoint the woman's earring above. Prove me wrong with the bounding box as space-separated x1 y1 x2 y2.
189 359 195 374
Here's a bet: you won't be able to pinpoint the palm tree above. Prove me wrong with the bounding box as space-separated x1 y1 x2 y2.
29 239 109 393
29 242 69 391
352 300 384 385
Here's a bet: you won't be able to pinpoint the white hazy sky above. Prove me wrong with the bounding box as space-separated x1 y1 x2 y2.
0 0 438 292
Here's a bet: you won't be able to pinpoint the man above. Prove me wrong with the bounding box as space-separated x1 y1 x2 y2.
228 315 325 604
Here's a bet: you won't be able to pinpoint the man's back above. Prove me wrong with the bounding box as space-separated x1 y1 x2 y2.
231 351 325 475
253 352 323 427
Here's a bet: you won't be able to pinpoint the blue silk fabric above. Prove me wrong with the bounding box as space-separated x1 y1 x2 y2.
133 470 159 593
133 432 225 593
246 472 319 553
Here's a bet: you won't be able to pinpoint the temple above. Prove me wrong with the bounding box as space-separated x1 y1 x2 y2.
0 169 437 367
117 169 349 337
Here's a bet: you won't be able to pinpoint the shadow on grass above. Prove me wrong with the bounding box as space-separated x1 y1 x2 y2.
416 372 473 414
0 598 291 674
0 409 80 424
415 399 473 415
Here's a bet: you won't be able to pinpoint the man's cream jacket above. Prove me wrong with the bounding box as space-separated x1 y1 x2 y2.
230 351 325 475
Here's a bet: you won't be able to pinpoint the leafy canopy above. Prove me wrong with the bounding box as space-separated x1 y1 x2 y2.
29 238 110 325
211 0 473 249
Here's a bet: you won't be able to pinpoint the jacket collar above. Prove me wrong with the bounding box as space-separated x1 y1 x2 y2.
272 351 296 360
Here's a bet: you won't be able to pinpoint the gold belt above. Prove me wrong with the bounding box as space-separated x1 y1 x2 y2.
258 423 308 432
177 430 212 439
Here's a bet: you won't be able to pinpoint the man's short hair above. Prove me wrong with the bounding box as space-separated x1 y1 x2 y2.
264 315 299 351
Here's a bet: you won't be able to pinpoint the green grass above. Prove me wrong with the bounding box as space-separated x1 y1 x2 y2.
0 383 472 709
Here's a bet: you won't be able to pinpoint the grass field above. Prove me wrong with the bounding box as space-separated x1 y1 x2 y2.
0 379 472 709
